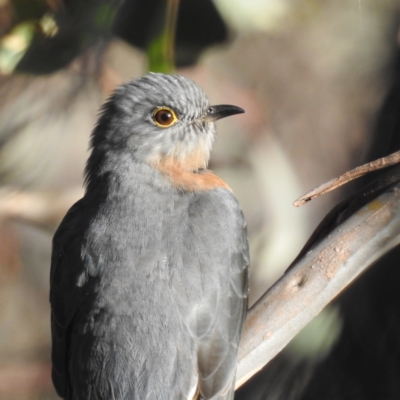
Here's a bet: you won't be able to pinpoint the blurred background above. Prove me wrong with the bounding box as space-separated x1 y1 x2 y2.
1 0 400 399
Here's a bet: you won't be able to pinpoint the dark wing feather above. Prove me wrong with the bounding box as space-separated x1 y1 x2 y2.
50 198 92 397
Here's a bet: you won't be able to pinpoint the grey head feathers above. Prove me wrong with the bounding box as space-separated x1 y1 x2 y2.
84 74 216 189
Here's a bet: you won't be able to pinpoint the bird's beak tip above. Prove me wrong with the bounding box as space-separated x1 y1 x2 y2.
205 105 245 122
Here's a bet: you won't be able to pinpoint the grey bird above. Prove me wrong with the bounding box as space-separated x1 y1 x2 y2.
50 73 249 400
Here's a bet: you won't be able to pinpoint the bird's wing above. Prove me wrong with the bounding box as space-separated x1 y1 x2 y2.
186 189 249 399
50 198 91 398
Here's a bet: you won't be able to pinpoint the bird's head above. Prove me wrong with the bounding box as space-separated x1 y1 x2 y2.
85 73 244 187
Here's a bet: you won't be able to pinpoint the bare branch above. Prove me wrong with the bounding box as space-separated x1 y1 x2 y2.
236 180 400 388
0 186 82 230
294 150 400 206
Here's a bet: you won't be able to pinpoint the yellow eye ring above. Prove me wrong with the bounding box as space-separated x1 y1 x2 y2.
152 107 178 128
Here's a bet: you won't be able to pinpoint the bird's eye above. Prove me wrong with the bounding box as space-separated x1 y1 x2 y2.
152 107 178 128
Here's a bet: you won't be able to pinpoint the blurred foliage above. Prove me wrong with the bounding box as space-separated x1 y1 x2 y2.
147 0 179 73
10 0 55 22
0 0 229 75
0 20 34 73
0 0 120 74
147 33 172 73
114 0 228 69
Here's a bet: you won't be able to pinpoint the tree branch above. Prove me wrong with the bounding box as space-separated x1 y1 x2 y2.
236 180 400 388
0 186 82 230
294 149 400 206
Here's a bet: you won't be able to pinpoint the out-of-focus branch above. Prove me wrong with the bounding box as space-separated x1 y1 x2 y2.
236 180 400 388
0 186 82 230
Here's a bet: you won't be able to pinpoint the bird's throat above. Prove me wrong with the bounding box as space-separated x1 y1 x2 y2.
149 155 231 192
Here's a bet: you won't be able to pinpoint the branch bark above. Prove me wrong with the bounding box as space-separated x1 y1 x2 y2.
236 180 400 388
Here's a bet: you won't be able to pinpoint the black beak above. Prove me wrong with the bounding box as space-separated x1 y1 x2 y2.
204 105 245 122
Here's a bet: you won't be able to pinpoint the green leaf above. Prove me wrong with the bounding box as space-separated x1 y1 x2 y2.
0 22 35 74
147 33 174 73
